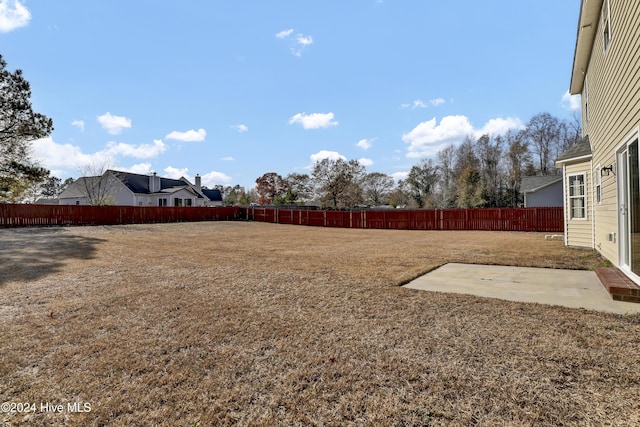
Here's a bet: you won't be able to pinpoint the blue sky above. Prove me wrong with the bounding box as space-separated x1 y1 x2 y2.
2 0 582 189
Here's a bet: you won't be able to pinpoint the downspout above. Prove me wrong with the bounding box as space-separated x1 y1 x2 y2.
591 159 595 249
563 164 568 246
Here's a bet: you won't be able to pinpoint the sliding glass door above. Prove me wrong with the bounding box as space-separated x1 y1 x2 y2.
618 140 640 275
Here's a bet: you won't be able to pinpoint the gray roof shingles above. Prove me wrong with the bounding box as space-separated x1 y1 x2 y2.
202 188 223 202
556 136 592 163
520 175 563 193
109 170 189 194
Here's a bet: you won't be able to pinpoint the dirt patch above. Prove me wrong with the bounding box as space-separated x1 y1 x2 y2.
2 222 637 426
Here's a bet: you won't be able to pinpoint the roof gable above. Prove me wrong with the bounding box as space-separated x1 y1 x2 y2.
556 136 593 164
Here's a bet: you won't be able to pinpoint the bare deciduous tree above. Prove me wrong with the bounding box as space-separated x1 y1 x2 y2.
406 159 438 208
77 159 117 205
362 172 394 205
312 158 365 209
524 112 563 175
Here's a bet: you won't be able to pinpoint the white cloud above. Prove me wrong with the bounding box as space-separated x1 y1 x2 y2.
0 0 30 33
358 157 374 167
391 171 408 182
104 139 167 159
296 34 313 45
403 115 525 159
289 112 338 129
221 156 234 161
477 117 525 137
165 128 206 142
120 163 153 175
412 100 427 108
310 150 346 164
402 98 445 109
32 137 104 170
201 171 232 187
230 124 248 133
277 28 313 56
32 136 167 178
276 28 294 38
164 166 190 179
97 112 132 135
71 120 85 131
356 138 373 150
403 116 474 158
561 90 582 111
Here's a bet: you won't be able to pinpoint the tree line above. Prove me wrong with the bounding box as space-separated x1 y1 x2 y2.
238 112 581 209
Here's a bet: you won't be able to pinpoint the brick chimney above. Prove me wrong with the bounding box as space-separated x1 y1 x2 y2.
195 174 202 191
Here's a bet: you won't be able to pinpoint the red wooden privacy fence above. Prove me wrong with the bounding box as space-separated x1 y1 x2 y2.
0 204 564 232
243 207 564 232
0 204 240 227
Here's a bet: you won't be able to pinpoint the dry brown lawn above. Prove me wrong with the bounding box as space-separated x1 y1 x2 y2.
1 221 638 426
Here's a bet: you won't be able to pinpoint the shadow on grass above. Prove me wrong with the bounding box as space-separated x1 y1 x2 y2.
0 227 106 286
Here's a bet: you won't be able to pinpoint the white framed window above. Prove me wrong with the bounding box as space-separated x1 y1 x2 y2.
569 173 587 219
602 0 611 52
595 164 602 204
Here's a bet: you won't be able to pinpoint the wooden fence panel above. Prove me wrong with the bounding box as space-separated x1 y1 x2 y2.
306 210 325 227
325 211 347 227
1 204 564 232
386 210 409 229
351 211 365 228
0 204 241 227
467 208 499 231
535 207 565 232
364 211 385 229
278 209 295 225
441 209 466 230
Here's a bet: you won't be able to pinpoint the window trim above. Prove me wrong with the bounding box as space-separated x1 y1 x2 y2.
568 172 588 220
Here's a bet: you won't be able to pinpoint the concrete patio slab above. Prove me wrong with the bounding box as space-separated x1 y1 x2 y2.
403 263 640 315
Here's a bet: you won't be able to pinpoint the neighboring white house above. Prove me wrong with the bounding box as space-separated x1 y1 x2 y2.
558 0 640 283
59 170 223 207
520 175 564 207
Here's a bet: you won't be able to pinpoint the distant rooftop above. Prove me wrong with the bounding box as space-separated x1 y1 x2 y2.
520 175 563 193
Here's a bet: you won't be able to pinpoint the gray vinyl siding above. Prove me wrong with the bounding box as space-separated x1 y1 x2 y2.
524 181 564 207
